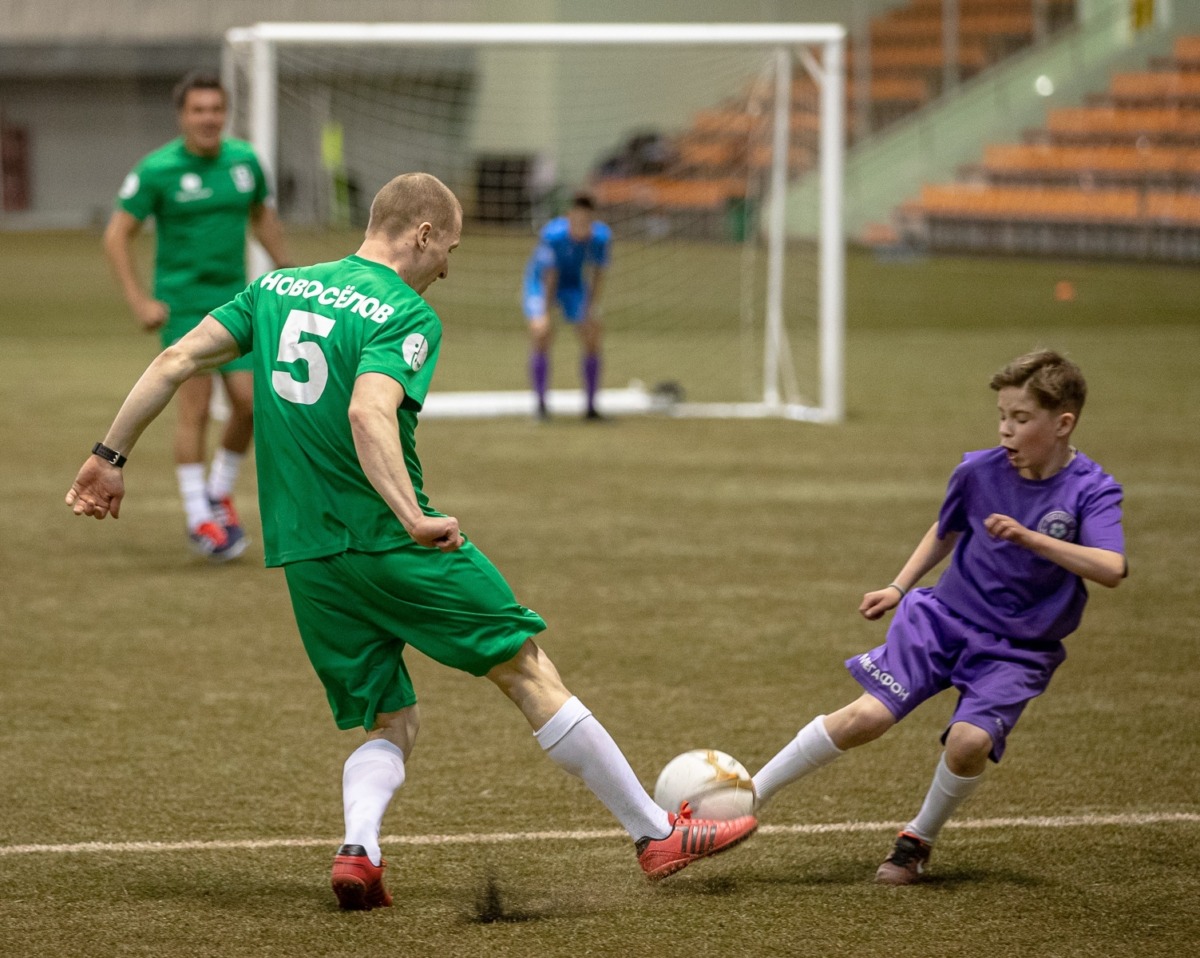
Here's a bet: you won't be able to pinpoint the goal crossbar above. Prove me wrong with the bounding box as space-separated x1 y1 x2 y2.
225 22 846 423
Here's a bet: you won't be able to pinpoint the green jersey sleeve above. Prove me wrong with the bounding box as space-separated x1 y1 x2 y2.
356 303 442 410
248 152 271 207
209 282 258 356
115 160 159 221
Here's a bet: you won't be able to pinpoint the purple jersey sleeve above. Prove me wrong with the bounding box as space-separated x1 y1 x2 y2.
1078 481 1125 554
937 456 972 539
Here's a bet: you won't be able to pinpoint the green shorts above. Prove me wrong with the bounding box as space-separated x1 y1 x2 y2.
283 540 546 731
162 308 254 373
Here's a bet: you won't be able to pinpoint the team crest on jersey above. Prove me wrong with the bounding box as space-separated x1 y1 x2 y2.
230 164 255 193
176 173 213 202
118 173 140 199
1037 510 1077 541
403 334 429 371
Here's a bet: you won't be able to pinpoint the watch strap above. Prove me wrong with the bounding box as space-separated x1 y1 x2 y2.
92 442 128 468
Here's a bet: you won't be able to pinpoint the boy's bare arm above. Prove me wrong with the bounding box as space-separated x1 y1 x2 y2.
860 522 959 620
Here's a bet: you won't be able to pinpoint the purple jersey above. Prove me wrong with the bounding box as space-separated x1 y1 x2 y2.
932 447 1124 642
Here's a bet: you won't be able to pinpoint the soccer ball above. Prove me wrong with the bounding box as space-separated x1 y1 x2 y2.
653 749 756 820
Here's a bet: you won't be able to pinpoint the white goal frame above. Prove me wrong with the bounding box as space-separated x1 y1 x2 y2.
224 22 845 423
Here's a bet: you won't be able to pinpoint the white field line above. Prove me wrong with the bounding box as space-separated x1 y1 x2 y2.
1 811 1196 858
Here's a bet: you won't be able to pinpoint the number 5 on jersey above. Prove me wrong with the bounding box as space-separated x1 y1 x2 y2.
273 309 335 405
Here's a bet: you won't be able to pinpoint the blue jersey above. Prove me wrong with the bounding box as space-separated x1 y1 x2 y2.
932 447 1124 642
523 217 611 292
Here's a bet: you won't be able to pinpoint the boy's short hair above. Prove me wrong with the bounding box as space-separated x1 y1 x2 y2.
173 71 225 111
571 191 596 212
990 350 1087 416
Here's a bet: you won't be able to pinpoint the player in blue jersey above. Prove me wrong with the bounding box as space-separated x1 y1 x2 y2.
523 191 611 419
750 350 1127 884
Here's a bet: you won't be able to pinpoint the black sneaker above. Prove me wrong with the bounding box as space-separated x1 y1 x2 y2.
875 831 931 885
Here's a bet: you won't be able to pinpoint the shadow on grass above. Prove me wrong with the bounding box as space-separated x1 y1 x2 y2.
466 875 551 925
660 862 1049 894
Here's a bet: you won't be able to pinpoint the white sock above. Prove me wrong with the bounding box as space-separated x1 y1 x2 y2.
535 696 671 841
176 463 213 531
342 739 406 866
751 715 844 809
905 753 984 845
206 447 245 502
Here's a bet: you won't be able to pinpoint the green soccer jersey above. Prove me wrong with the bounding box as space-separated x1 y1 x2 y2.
210 256 442 566
116 137 269 319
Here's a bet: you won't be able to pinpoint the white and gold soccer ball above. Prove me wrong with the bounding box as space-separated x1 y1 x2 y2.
653 749 756 820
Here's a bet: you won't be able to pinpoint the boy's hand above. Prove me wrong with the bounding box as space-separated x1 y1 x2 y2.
984 513 1031 546
859 587 901 621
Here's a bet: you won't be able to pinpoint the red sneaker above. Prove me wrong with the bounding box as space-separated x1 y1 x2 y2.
875 831 932 885
331 844 393 910
208 496 249 560
636 801 758 881
187 520 229 557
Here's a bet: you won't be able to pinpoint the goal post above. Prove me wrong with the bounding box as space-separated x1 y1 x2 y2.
224 22 845 423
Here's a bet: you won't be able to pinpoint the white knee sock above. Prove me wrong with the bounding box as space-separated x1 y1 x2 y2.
342 739 406 866
905 753 984 845
751 715 844 809
535 696 672 841
206 447 244 502
176 463 213 531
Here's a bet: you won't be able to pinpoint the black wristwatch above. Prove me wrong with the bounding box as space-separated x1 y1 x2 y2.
92 442 128 468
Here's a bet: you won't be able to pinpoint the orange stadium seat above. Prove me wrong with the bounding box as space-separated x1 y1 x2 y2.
675 138 742 171
871 11 1033 44
1046 107 1200 144
1145 191 1200 225
1172 35 1200 68
1108 71 1200 106
850 41 989 73
919 184 1141 222
980 144 1200 186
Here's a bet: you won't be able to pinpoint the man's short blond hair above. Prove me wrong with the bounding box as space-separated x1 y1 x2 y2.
366 173 461 239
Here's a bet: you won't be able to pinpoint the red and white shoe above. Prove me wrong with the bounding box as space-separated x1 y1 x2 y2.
331 844 393 911
636 801 758 881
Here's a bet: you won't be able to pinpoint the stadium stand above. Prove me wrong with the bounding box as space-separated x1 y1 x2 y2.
591 0 1078 233
897 32 1200 261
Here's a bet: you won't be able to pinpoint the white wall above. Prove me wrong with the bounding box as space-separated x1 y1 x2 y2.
2 78 175 222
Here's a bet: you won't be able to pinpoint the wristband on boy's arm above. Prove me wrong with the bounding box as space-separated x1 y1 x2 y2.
886 582 907 598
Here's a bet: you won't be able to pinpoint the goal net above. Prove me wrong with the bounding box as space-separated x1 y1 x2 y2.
223 23 844 422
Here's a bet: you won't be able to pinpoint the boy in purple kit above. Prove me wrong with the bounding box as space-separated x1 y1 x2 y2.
751 350 1127 884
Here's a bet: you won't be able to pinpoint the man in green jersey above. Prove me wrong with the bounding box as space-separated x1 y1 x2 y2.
103 71 291 560
68 172 756 909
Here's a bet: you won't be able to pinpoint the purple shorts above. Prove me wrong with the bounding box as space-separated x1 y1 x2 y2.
845 589 1067 761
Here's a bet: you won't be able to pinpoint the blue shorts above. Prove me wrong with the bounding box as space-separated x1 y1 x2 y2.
522 280 588 323
845 589 1067 761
